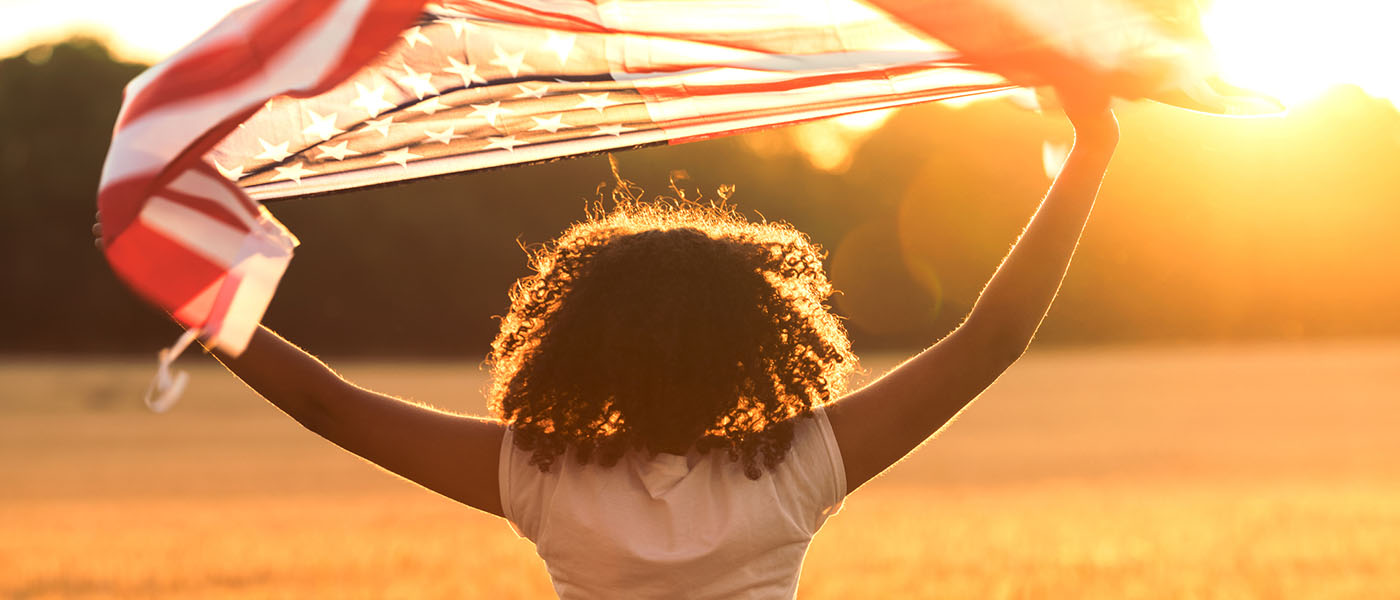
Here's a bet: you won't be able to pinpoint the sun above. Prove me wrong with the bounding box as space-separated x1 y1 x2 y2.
1202 0 1400 107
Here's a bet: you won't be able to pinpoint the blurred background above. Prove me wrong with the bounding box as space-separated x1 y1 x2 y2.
3 1 1400 598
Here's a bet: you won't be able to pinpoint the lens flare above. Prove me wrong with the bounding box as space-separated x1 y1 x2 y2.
1204 0 1400 106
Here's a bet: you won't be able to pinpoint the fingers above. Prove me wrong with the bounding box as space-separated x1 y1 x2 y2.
93 211 104 250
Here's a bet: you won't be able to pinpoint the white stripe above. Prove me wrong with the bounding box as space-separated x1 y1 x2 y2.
203 216 296 355
165 170 261 230
120 0 289 115
100 0 375 188
139 195 248 268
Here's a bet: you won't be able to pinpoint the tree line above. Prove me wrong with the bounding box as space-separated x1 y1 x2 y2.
4 38 1400 356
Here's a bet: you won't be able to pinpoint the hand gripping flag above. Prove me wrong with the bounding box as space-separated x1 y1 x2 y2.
98 0 1280 408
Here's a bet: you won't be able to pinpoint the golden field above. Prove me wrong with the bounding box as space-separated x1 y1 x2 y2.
3 343 1400 599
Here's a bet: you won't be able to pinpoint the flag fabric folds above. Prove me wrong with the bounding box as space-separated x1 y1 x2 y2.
99 0 1280 374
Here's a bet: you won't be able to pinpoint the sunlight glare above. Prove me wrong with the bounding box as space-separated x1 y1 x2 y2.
790 109 897 173
1204 0 1400 106
0 0 257 62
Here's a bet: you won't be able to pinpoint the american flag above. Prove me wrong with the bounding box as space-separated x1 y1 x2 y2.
98 0 1279 403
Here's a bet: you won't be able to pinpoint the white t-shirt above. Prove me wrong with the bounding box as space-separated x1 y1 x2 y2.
498 405 847 599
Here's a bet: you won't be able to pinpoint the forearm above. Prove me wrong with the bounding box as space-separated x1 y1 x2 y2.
210 325 346 433
962 127 1118 356
208 327 506 515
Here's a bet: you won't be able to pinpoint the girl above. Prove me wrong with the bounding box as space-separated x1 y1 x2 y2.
101 92 1117 598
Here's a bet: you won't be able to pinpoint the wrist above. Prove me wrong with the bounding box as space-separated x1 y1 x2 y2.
1074 124 1119 150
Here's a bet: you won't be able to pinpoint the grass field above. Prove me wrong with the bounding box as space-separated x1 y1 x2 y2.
3 343 1400 598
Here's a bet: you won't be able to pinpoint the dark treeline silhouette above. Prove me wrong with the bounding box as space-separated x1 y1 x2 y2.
4 38 1400 357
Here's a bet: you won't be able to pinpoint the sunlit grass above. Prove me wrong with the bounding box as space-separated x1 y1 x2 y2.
4 343 1400 598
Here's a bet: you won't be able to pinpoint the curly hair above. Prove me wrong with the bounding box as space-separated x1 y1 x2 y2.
486 188 857 480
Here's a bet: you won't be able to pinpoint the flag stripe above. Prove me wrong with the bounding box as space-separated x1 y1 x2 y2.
100 0 1280 358
117 0 345 128
141 197 252 268
165 170 261 230
99 0 424 349
102 0 389 189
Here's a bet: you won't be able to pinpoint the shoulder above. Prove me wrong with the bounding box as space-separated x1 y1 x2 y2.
770 405 847 528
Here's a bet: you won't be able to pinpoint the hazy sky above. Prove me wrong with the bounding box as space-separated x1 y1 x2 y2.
1 0 1396 107
0 0 254 62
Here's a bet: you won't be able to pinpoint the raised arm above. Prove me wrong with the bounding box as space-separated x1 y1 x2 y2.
211 326 506 515
85 221 510 520
826 94 1120 490
95 192 510 514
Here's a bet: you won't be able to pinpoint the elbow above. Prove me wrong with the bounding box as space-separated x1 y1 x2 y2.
982 334 1028 371
281 379 343 436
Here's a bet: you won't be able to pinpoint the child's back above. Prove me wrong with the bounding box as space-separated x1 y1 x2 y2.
502 406 844 598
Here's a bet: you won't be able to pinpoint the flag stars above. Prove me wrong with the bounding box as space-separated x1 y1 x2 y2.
444 18 474 38
213 160 245 181
469 101 513 127
363 116 394 137
400 26 432 48
377 147 421 168
396 63 439 99
352 83 396 118
592 123 636 137
445 56 486 87
543 31 577 64
574 92 621 113
528 114 570 133
409 97 450 115
255 138 292 162
424 126 462 145
272 162 317 184
316 141 361 161
485 135 523 152
302 108 343 142
514 83 550 99
489 45 531 77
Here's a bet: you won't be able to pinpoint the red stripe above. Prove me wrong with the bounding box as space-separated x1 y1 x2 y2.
663 84 1016 145
101 0 428 348
173 275 226 327
303 0 431 99
104 221 229 327
98 147 260 242
460 0 608 34
638 63 989 101
97 176 158 244
155 183 254 234
117 0 342 128
184 160 264 216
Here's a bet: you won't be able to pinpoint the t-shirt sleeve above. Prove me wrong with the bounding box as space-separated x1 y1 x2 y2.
498 427 554 541
785 404 848 532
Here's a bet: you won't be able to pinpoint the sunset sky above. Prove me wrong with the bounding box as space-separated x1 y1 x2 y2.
3 0 1398 110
